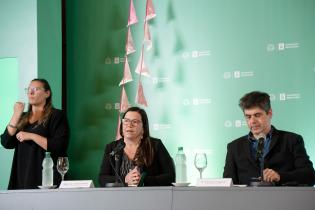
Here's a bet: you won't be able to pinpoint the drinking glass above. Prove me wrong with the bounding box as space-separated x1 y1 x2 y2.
194 153 207 179
57 157 69 181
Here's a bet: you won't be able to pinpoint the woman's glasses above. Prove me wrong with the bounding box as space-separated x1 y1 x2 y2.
24 87 45 94
122 118 142 126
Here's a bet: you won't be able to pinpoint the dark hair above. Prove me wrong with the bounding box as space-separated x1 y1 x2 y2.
18 78 53 129
239 91 271 113
120 107 154 167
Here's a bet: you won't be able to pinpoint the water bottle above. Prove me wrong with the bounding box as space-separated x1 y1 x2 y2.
175 147 187 183
42 152 54 186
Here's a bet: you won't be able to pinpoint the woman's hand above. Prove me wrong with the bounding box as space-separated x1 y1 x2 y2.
16 131 32 142
125 166 141 186
16 132 48 150
7 102 25 135
13 102 25 116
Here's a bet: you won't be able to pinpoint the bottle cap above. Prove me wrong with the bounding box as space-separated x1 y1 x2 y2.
178 147 183 151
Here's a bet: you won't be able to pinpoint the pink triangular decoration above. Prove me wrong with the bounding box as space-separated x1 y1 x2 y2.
135 50 150 77
145 0 156 20
126 27 136 55
128 0 138 26
120 87 130 113
115 115 122 140
144 22 152 50
119 57 133 86
135 81 148 107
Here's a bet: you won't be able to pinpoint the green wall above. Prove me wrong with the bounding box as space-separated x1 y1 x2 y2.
0 58 18 189
0 0 62 189
66 0 315 186
0 0 38 190
37 0 62 109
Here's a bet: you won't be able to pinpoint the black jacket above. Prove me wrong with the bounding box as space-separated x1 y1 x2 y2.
99 137 175 187
223 126 315 186
1 109 69 189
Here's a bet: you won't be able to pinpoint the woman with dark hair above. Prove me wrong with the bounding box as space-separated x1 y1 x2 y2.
1 79 70 189
99 107 175 186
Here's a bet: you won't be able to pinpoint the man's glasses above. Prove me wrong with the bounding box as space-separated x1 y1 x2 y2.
122 118 142 126
24 87 45 94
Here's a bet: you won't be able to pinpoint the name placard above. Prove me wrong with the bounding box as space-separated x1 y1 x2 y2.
196 178 233 187
59 180 94 189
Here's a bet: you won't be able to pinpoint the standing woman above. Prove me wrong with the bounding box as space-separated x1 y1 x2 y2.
99 107 175 187
1 79 70 189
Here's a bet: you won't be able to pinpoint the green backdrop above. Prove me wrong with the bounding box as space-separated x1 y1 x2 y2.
1 0 314 189
0 0 62 189
66 0 315 186
0 58 18 189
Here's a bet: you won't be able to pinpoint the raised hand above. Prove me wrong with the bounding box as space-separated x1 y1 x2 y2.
13 102 25 117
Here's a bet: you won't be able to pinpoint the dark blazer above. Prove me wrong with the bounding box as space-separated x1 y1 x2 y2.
223 126 315 186
1 109 69 189
99 137 175 187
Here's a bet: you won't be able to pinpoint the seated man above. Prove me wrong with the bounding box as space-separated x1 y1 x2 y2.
223 91 315 186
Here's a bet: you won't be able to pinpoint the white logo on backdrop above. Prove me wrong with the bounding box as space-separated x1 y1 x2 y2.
224 120 247 128
104 103 121 110
234 71 241 78
182 99 190 106
152 77 171 84
182 50 211 59
104 57 125 64
224 120 232 127
153 123 172 131
279 93 301 101
223 71 254 79
269 94 276 101
267 44 275 51
269 93 301 101
182 98 212 106
114 103 120 110
105 58 112 64
223 72 232 79
105 103 113 110
267 42 299 52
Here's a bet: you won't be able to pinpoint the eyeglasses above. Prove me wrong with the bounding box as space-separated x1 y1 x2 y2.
122 118 142 126
24 87 45 94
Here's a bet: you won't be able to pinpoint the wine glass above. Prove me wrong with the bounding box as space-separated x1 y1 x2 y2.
194 153 207 179
57 157 69 181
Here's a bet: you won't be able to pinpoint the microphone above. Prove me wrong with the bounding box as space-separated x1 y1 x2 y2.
110 141 126 157
255 136 265 162
106 141 126 187
256 136 265 181
250 134 274 186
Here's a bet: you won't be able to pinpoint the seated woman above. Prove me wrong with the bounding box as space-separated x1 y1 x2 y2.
1 79 70 189
99 107 175 187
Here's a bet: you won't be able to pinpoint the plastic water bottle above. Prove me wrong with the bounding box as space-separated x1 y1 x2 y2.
42 152 54 186
175 147 187 183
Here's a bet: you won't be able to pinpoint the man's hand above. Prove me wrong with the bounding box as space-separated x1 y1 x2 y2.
263 168 280 182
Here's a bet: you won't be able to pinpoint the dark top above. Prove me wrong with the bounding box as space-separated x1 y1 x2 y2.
223 126 315 186
1 108 70 189
99 138 175 187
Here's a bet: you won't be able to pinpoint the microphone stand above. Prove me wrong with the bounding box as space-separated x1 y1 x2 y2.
250 138 274 187
105 154 125 187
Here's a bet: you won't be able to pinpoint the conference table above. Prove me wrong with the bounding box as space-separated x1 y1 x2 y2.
0 186 314 210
